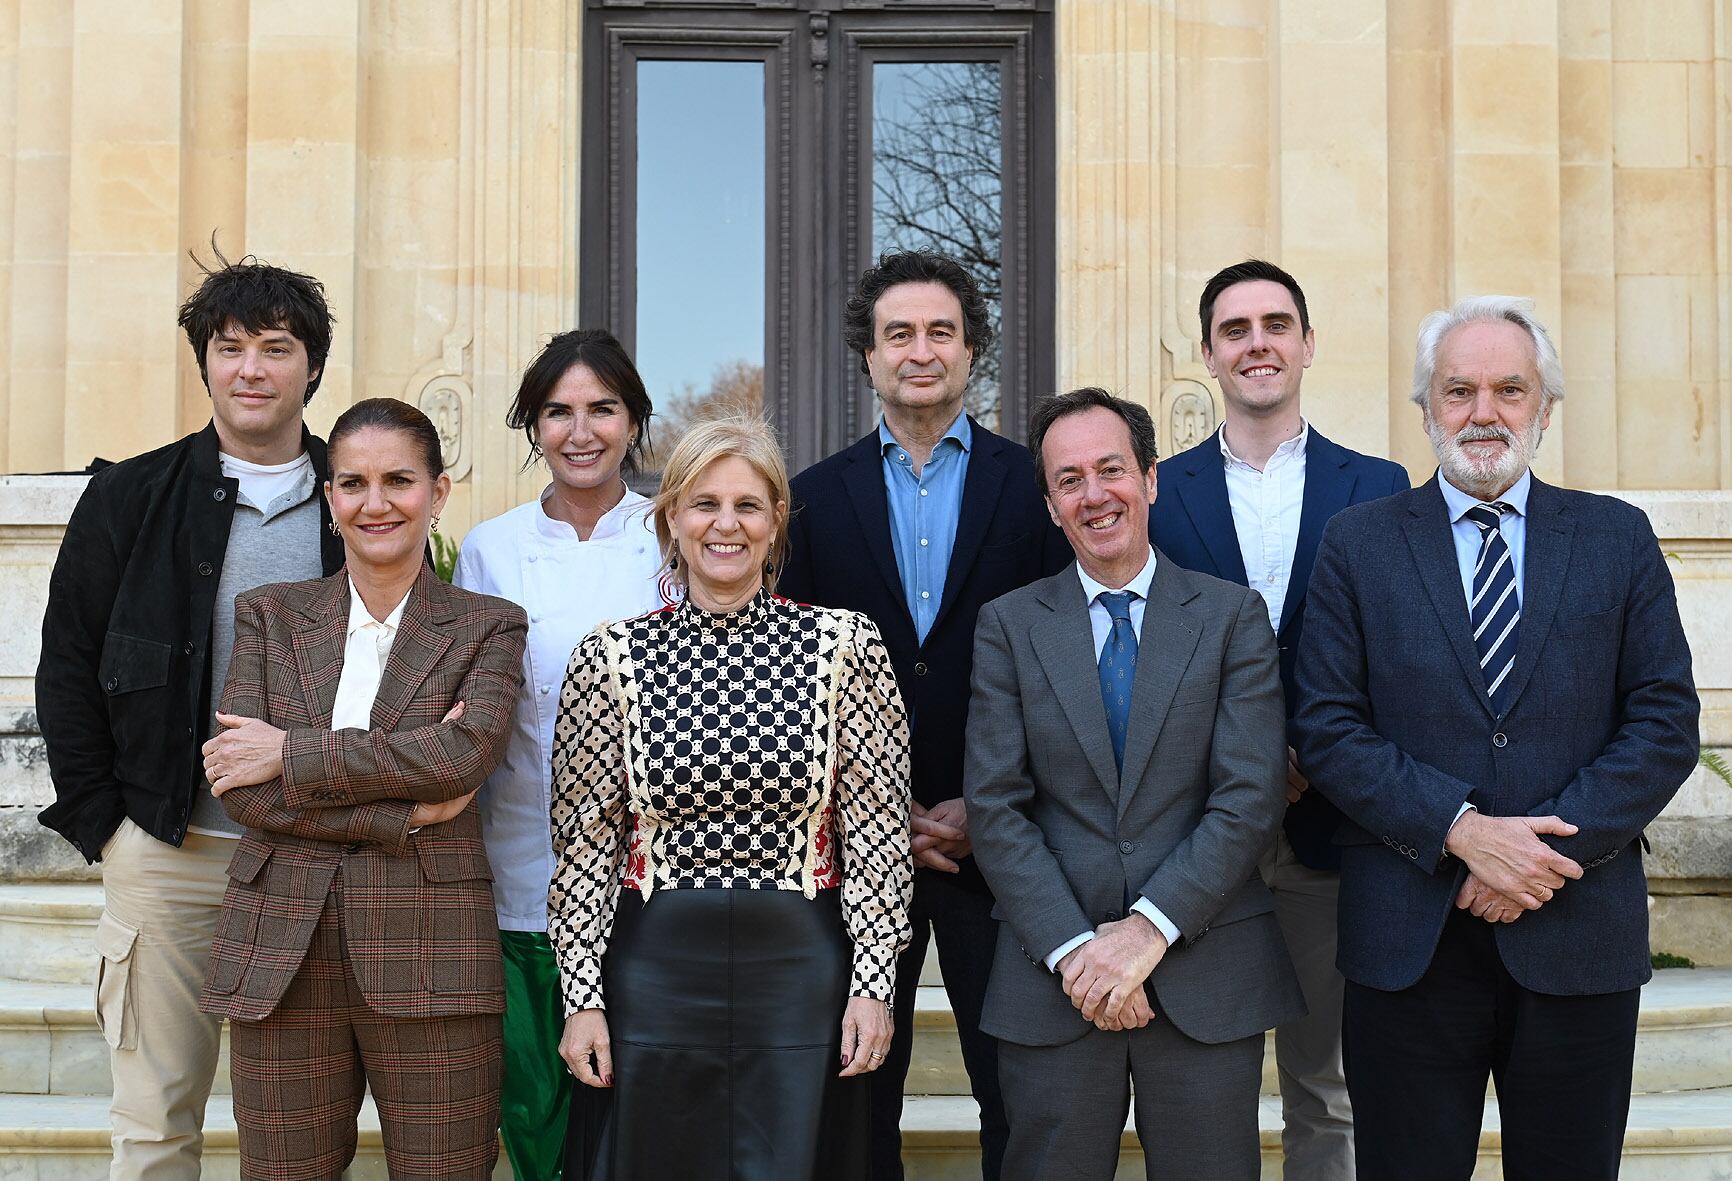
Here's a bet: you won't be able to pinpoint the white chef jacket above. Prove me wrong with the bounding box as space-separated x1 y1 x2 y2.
453 485 674 930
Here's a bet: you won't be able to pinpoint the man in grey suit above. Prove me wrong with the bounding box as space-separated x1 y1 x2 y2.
965 387 1303 1181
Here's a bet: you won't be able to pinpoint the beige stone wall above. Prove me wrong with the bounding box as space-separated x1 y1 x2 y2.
1059 0 1730 491
0 1 1724 534
0 0 580 535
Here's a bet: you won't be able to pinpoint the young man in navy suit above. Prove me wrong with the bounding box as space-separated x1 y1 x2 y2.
1293 297 1698 1179
779 249 1070 1179
1149 259 1408 1181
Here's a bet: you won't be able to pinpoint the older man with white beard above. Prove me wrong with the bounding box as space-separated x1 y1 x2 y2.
1290 296 1700 1181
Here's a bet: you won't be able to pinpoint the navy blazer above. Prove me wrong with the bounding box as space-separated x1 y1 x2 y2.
1292 475 1699 996
1149 426 1409 868
779 421 1071 893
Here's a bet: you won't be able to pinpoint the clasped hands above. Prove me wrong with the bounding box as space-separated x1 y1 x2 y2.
201 701 476 827
911 797 971 873
1446 810 1584 924
1056 912 1168 1034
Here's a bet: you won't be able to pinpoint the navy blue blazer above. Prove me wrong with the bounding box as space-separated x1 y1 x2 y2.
779 421 1071 893
1149 426 1409 869
1292 475 1699 996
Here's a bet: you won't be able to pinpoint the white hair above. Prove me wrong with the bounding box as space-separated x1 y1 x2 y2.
1409 295 1565 410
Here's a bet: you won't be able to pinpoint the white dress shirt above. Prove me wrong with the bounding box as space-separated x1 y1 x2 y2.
1044 548 1183 970
1220 421 1308 636
453 485 673 931
331 580 410 732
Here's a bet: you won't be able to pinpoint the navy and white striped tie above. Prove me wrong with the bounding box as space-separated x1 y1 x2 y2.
1465 502 1520 712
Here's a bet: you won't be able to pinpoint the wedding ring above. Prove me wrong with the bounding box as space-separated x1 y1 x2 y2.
869 1052 885 1060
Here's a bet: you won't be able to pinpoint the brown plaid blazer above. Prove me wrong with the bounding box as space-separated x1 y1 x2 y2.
199 565 527 1022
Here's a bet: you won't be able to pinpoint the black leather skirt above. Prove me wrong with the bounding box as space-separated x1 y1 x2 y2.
576 886 869 1181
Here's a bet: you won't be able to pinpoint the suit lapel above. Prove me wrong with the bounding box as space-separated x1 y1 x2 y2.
370 565 455 733
1172 438 1249 585
288 573 350 728
839 434 917 636
932 424 1007 636
1116 559 1202 818
1403 477 1496 720
1028 573 1121 798
1282 430 1356 638
1492 479 1573 717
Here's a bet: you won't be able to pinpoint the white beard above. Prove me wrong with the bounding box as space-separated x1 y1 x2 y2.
1427 412 1544 499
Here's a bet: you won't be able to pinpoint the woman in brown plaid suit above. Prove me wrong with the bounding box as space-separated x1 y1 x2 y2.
548 416 914 1180
197 398 528 1179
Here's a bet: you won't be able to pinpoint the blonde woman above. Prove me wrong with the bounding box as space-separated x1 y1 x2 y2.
547 415 913 1179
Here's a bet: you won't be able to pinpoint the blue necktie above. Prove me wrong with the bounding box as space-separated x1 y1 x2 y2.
1097 591 1138 771
1465 502 1521 713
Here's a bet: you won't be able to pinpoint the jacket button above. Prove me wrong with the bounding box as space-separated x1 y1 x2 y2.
197 562 213 576
1105 911 1120 922
104 677 118 691
1119 841 1136 855
212 488 226 501
914 662 929 677
344 842 366 853
182 641 196 655
1492 732 1508 748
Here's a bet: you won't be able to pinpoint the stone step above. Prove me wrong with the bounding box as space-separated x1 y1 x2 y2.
0 980 233 1096
0 1092 512 1179
0 884 103 985
899 1089 1732 1180
9 1088 1731 1180
910 968 1732 1099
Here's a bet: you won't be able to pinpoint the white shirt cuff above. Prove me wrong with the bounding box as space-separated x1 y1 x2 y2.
1450 802 1476 829
1131 897 1181 945
1044 931 1094 972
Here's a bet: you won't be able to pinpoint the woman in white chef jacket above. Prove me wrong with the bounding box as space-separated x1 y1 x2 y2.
453 328 674 1181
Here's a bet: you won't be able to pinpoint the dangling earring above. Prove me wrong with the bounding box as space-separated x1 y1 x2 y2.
669 548 680 571
763 558 774 578
328 520 341 536
431 514 442 532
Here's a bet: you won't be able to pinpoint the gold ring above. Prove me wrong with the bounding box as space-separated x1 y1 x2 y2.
869 1052 884 1060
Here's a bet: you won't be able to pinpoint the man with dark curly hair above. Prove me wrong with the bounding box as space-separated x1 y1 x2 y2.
37 249 346 1179
780 249 1070 1180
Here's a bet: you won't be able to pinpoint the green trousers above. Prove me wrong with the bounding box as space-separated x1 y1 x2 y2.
500 930 572 1180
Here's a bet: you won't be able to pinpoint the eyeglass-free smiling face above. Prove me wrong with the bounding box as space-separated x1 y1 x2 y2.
1202 279 1315 421
1041 406 1159 588
674 455 787 612
534 363 636 496
325 426 451 575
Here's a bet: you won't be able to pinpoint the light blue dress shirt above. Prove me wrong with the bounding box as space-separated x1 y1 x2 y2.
1437 469 1531 610
1437 469 1531 830
880 409 971 643
1044 548 1183 970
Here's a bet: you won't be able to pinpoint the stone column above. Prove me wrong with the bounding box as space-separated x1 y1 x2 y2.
62 0 183 472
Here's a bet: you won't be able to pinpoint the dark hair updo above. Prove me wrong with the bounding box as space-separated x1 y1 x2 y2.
327 398 445 477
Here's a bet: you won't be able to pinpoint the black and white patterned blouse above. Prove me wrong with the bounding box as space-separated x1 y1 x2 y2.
547 590 913 1014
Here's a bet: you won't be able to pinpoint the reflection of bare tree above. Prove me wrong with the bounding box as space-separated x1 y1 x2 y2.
650 359 766 468
873 62 1002 427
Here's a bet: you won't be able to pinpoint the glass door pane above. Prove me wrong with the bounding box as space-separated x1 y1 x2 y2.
636 60 767 457
871 61 1004 430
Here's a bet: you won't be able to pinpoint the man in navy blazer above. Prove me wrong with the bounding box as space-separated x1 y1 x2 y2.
1292 296 1699 1179
779 249 1070 1179
1149 259 1407 1181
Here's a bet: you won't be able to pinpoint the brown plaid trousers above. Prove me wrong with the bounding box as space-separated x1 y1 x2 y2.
197 566 526 1177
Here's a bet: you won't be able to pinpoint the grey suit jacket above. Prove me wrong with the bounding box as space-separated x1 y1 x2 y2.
964 555 1304 1047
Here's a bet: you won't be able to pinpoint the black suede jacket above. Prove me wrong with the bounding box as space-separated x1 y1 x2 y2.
36 422 344 862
